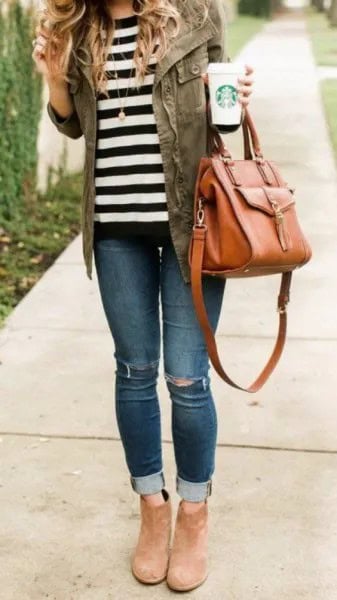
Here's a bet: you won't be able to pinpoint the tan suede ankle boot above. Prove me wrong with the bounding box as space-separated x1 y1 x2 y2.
131 488 172 584
166 499 209 592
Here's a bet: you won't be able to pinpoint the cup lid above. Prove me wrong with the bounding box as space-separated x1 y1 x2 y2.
207 61 245 74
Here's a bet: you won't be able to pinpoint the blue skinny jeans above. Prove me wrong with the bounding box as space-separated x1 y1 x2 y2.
93 232 226 502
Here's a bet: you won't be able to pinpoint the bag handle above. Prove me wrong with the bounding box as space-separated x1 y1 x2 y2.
206 101 263 161
190 226 292 393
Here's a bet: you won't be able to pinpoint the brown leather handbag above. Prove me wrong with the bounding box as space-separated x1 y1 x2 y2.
188 105 312 393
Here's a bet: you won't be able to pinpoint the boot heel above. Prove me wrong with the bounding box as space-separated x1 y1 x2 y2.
166 499 209 591
131 489 172 585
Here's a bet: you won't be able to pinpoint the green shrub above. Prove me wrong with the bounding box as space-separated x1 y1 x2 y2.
0 0 42 224
238 0 272 18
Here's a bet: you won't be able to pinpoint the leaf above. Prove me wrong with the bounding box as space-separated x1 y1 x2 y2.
0 235 11 244
19 275 38 289
29 253 44 264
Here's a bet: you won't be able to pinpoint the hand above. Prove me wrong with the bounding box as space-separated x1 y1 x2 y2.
32 19 64 85
236 64 254 107
201 63 255 108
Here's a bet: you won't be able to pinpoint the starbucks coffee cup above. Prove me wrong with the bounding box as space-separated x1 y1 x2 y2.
207 62 245 127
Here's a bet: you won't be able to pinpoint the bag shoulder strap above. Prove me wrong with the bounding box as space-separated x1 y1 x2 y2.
190 227 292 393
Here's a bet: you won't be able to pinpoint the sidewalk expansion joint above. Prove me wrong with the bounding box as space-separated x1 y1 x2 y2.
0 431 336 455
2 326 337 342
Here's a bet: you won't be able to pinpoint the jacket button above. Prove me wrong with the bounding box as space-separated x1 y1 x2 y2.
165 84 171 94
190 64 200 75
177 174 184 184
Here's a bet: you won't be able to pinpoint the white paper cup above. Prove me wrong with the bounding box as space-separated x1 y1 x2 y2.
207 62 245 126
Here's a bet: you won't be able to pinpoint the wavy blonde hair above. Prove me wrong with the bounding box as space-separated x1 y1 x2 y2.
38 0 210 96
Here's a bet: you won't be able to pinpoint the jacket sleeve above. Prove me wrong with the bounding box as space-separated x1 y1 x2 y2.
206 0 244 133
207 0 229 64
47 96 83 140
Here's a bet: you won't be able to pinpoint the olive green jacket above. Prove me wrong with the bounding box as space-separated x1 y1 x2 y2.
47 0 232 283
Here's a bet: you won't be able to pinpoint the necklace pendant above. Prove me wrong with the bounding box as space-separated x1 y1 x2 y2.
118 110 126 120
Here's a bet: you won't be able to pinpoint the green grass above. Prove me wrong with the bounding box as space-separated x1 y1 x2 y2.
228 14 267 58
321 79 337 160
305 7 337 165
0 169 83 327
306 7 337 66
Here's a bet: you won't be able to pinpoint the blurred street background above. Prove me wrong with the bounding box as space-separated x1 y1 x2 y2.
1 1 337 598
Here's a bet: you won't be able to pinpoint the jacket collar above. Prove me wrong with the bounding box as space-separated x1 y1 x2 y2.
74 7 217 93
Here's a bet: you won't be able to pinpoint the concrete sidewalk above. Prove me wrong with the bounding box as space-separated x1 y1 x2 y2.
1 12 337 599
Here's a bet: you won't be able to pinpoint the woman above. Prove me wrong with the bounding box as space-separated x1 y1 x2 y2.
32 0 254 591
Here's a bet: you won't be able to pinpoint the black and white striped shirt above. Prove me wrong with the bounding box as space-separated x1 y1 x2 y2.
94 14 171 240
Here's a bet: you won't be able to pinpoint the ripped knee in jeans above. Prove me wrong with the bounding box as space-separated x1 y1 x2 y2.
164 372 194 387
164 373 209 389
169 377 194 387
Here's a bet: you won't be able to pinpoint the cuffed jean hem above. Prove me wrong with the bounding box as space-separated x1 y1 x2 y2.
176 475 213 502
130 469 166 496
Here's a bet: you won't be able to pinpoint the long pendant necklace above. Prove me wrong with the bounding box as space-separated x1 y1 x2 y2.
111 58 133 120
111 27 135 121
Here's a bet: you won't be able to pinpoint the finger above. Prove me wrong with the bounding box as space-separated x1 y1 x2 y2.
238 96 250 107
36 35 47 47
32 46 45 61
244 64 254 75
237 85 253 96
237 75 254 86
32 45 45 60
33 42 46 55
201 73 209 84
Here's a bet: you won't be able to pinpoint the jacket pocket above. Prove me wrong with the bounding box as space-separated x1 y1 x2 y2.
175 50 208 121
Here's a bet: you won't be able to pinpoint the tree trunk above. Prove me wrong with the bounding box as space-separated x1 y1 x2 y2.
329 0 337 25
312 0 325 10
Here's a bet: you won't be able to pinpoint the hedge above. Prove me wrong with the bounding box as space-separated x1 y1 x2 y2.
0 0 42 225
238 0 274 17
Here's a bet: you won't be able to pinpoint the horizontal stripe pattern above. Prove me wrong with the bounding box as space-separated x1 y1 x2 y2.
94 212 169 222
94 14 170 236
94 220 171 240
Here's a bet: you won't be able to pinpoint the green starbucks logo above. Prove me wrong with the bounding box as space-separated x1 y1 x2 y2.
216 84 237 109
